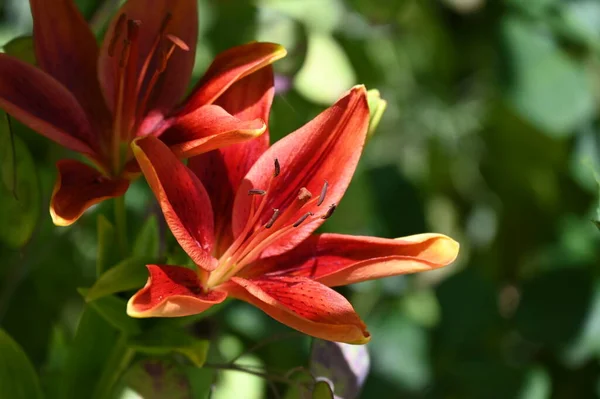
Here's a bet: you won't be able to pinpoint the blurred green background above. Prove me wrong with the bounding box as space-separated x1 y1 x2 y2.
2 0 600 398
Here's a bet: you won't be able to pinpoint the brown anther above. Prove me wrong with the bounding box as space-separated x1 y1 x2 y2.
274 158 281 177
321 204 337 219
159 12 173 35
108 13 127 57
293 212 313 227
297 187 312 203
265 209 280 228
166 34 189 51
118 40 131 68
248 189 267 196
317 180 328 206
127 19 141 41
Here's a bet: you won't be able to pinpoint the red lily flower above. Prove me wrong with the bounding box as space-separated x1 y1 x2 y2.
127 86 459 344
0 0 285 225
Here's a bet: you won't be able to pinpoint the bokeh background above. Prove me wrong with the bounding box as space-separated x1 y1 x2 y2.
2 0 600 398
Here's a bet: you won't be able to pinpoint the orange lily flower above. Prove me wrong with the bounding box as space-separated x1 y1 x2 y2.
0 0 285 225
127 86 459 344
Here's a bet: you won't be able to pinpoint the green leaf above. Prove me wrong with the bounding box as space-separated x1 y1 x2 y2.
129 326 209 367
0 111 16 195
132 215 159 259
0 131 40 248
2 36 35 65
366 89 387 140
96 215 118 277
78 289 141 335
501 17 595 136
294 32 356 105
86 256 150 302
515 269 593 346
61 307 119 399
123 359 194 399
0 329 44 399
312 380 334 399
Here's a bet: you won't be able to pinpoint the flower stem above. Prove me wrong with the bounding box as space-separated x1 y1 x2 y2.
92 333 135 399
114 196 128 257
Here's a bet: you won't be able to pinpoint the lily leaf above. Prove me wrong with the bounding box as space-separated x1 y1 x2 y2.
0 130 40 248
96 215 117 277
86 256 151 302
0 111 16 196
132 214 160 259
78 289 141 335
312 380 334 399
2 36 35 65
129 326 209 367
0 329 44 399
310 339 370 399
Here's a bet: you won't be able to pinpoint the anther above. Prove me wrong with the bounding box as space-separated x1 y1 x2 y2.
293 212 313 227
274 158 281 177
159 12 173 35
166 34 189 51
265 209 280 228
118 40 131 68
127 19 141 41
297 187 312 203
321 204 337 219
108 13 127 57
317 180 328 206
248 189 266 196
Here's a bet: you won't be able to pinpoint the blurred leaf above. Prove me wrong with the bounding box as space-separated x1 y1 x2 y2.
129 326 209 367
258 0 344 32
2 35 35 65
185 367 214 399
366 89 387 140
123 359 194 399
78 288 141 335
518 367 551 399
96 215 118 277
515 268 593 346
0 329 43 399
86 257 150 302
310 340 369 399
0 130 40 248
312 380 334 399
0 111 16 195
132 215 159 259
294 33 356 105
501 17 595 136
61 306 118 399
211 355 264 399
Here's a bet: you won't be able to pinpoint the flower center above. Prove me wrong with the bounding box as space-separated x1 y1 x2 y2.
205 159 336 288
107 13 188 174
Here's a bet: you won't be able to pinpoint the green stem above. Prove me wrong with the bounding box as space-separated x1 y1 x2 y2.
92 333 135 399
114 196 128 257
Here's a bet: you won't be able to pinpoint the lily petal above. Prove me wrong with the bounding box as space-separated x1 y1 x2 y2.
0 54 100 156
128 265 227 318
158 104 266 159
50 160 129 226
226 276 370 344
243 233 460 287
30 0 111 132
181 42 286 113
232 86 370 257
188 66 274 254
99 0 198 114
132 135 217 271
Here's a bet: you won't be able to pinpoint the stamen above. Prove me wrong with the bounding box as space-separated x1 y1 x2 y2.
321 203 337 219
248 189 266 196
118 39 131 68
108 13 127 57
274 158 281 177
159 12 173 35
293 212 313 227
317 180 328 206
265 209 280 228
298 187 312 202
